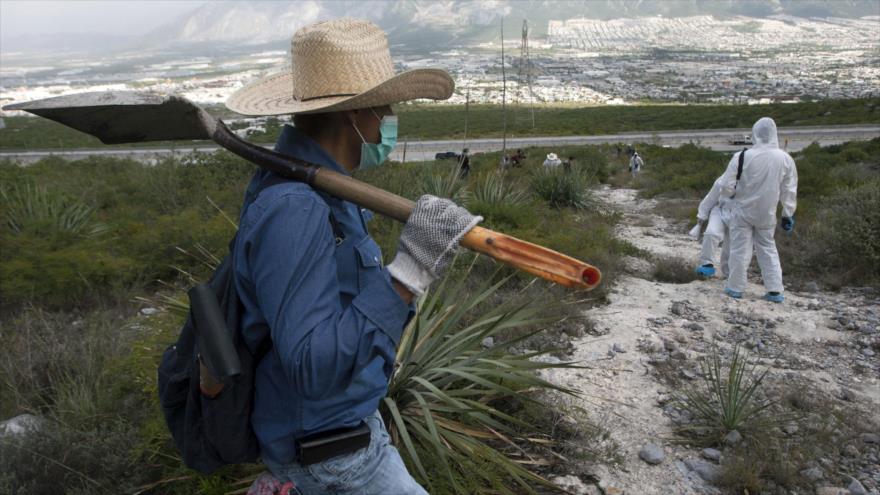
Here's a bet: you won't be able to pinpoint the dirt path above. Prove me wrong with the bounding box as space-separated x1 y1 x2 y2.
546 186 880 494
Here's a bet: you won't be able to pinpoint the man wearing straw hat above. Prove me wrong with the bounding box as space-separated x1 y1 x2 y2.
227 18 481 494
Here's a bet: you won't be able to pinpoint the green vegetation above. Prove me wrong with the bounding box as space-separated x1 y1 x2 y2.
678 346 776 441
395 98 880 141
0 154 253 310
2 98 878 150
529 167 595 209
2 131 877 492
0 145 629 493
383 260 596 494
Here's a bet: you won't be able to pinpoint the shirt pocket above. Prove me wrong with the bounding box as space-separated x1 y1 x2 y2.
354 237 384 291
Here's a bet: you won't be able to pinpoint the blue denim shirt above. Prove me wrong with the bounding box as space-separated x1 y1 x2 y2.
234 125 411 466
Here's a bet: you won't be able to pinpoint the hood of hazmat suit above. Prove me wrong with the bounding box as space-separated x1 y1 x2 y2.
719 117 798 227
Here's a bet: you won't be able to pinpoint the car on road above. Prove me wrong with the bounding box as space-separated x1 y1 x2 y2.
729 134 753 145
435 151 459 160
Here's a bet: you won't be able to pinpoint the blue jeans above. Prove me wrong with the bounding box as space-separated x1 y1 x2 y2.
265 411 428 495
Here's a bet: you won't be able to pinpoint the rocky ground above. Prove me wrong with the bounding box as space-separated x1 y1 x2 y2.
546 186 880 495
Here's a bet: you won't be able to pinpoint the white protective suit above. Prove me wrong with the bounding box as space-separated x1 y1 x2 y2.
719 117 798 294
696 177 732 276
630 153 644 177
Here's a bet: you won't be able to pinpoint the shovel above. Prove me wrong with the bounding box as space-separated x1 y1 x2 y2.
5 92 601 290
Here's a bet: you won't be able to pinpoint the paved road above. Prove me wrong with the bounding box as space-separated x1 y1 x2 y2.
2 125 877 164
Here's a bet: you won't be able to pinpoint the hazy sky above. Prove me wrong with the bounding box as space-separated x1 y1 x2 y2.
0 0 207 37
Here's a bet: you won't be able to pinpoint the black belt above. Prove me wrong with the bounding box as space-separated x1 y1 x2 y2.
296 421 371 465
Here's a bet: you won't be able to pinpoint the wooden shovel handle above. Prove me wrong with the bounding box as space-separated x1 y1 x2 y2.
211 126 601 290
313 169 601 290
461 226 601 289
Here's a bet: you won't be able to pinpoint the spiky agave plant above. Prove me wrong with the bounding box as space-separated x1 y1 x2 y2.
680 344 778 440
467 171 530 206
0 182 108 237
419 162 468 203
383 256 582 494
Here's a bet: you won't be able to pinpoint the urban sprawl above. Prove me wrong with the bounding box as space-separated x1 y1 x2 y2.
1 15 878 116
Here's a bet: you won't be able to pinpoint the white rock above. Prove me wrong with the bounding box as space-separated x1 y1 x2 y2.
551 475 595 495
0 414 43 437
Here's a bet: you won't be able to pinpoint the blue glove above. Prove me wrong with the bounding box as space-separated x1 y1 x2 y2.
781 216 794 232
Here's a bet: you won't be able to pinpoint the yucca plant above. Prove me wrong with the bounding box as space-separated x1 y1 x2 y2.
679 345 776 439
466 172 530 206
383 256 582 493
0 182 108 237
529 167 593 210
419 164 467 203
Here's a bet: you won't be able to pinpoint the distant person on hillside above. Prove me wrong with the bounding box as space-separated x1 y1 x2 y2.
458 148 471 178
719 117 798 303
629 151 644 178
543 152 562 168
511 149 526 167
500 153 511 169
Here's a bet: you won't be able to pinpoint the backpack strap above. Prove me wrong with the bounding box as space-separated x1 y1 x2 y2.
731 148 746 199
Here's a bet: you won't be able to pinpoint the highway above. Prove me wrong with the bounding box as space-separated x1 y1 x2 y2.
2 125 877 164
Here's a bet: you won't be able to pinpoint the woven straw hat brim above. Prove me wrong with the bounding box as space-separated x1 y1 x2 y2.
226 68 454 116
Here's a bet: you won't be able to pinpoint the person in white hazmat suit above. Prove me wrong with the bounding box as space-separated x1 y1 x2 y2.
718 117 797 302
630 152 644 178
692 176 732 278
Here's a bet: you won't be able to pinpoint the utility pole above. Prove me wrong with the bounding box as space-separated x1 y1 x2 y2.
463 85 470 151
501 17 507 163
519 19 535 128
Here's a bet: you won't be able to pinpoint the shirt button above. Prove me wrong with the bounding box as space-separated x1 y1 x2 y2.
373 256 379 263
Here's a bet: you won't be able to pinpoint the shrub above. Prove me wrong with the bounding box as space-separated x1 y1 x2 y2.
1 181 108 237
467 171 530 206
529 167 593 209
679 345 777 442
811 182 880 279
419 167 467 202
383 257 583 493
652 256 700 284
465 172 536 230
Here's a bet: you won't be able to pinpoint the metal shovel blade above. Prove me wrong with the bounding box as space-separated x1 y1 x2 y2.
3 91 215 144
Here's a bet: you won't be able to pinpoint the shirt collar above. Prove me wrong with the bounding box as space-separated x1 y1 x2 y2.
274 124 349 176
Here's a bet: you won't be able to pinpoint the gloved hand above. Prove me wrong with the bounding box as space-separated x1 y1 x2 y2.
386 195 482 296
688 220 704 240
781 216 794 232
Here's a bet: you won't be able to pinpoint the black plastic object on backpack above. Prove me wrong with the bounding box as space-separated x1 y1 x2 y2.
730 148 747 199
157 175 344 474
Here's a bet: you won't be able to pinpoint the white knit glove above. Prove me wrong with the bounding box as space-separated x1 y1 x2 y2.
386 195 482 296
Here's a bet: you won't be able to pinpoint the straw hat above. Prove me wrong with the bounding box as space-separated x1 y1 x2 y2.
226 18 454 115
547 153 558 160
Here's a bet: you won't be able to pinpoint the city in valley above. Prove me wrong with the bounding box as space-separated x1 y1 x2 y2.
1 14 878 118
